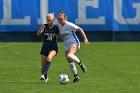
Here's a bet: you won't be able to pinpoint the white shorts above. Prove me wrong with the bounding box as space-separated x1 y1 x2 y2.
64 42 80 51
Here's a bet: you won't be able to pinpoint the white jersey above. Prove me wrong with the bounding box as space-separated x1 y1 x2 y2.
58 21 80 51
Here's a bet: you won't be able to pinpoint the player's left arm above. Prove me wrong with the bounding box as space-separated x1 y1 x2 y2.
37 25 45 36
77 27 89 45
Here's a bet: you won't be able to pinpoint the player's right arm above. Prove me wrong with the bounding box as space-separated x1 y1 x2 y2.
77 27 89 45
37 25 45 36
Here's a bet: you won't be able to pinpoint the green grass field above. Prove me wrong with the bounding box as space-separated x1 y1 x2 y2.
0 42 140 93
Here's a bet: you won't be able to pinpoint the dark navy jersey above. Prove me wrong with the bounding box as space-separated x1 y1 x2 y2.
41 24 59 48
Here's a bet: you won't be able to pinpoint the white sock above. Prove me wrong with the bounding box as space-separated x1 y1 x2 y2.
67 54 80 64
69 63 77 75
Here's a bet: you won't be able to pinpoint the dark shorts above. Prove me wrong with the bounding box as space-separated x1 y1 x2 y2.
40 46 58 56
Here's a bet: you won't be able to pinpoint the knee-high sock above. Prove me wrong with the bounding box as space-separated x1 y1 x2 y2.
42 61 51 75
69 62 77 76
67 54 80 64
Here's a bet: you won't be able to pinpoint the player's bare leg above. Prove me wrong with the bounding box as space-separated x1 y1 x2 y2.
65 50 80 82
67 44 87 73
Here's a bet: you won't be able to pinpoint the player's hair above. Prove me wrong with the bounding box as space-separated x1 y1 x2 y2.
58 10 67 19
46 13 55 20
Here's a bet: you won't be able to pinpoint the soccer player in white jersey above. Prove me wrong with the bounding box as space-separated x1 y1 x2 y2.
57 11 89 82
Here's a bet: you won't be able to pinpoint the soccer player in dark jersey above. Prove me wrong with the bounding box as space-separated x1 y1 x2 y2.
37 13 59 83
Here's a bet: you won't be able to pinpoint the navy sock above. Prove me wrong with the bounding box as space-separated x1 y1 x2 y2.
42 61 51 75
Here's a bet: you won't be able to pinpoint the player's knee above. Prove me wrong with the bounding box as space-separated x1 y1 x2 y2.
67 53 73 59
47 57 52 62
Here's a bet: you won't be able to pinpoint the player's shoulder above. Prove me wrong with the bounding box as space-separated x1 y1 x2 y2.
44 24 48 26
66 21 74 25
53 24 58 27
66 21 79 29
53 24 59 29
43 24 49 28
66 21 77 27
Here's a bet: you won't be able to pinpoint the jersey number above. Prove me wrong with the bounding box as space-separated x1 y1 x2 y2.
47 35 52 41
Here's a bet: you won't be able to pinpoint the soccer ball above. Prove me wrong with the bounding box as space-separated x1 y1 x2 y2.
58 74 69 84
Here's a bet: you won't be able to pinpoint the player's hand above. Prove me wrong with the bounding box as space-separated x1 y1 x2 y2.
40 25 45 33
37 25 45 36
84 38 89 46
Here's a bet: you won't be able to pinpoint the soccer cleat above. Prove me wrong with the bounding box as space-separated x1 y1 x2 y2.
40 74 49 83
44 77 49 83
73 76 80 82
40 74 45 80
79 63 87 73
